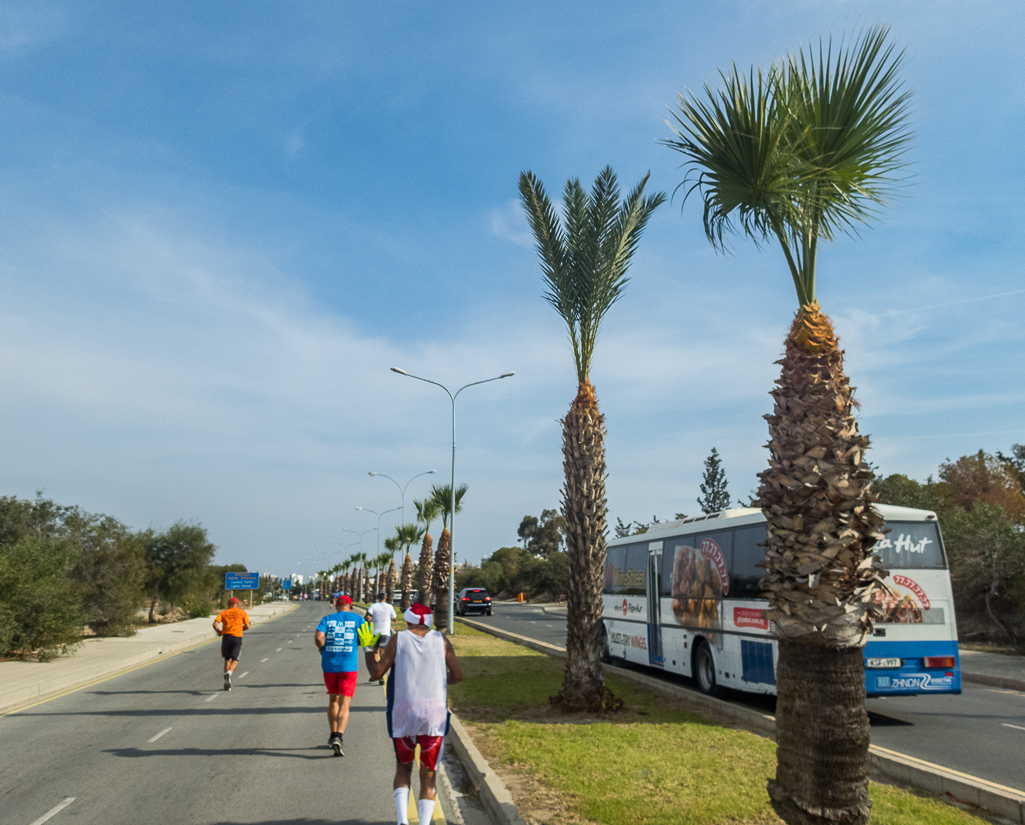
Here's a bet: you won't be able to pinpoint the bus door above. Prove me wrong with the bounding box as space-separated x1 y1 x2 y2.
647 541 664 666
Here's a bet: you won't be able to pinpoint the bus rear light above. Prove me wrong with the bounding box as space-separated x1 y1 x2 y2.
923 656 955 669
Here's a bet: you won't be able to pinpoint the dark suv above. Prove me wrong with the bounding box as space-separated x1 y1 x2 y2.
456 588 492 616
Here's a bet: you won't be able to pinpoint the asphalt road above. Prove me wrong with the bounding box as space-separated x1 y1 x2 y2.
0 604 424 825
473 603 1025 793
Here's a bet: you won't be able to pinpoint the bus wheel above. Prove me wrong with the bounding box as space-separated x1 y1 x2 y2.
694 641 720 697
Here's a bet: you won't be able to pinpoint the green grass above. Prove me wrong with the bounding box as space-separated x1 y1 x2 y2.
448 632 991 825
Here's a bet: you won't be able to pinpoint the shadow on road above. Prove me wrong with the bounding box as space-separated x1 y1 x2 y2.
105 745 342 761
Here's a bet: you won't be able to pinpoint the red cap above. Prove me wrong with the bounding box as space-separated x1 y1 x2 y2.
335 595 352 606
227 597 239 607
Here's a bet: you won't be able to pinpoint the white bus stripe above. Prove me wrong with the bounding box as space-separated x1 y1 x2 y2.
29 797 75 825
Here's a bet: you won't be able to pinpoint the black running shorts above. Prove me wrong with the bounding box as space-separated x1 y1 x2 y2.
221 634 243 661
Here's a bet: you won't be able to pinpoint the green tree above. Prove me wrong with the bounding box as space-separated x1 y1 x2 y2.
520 165 664 712
145 522 217 622
517 509 566 558
697 448 731 514
996 444 1025 491
663 27 911 825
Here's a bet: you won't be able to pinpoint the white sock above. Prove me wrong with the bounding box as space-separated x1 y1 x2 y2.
418 799 435 823
394 787 409 824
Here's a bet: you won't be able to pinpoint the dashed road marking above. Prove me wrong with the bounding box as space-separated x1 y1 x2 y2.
147 727 172 743
276 647 283 652
237 671 249 679
1002 723 1025 732
261 658 269 662
28 797 75 825
205 693 219 703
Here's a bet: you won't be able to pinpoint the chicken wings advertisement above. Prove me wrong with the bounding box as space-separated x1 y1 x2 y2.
670 538 729 628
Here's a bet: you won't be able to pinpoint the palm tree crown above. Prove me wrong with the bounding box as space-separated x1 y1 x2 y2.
430 483 467 530
662 26 911 307
518 166 665 383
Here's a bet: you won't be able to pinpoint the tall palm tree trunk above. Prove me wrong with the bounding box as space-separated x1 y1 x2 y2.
551 381 621 713
417 533 433 605
759 304 885 825
385 560 397 602
400 553 414 610
432 528 451 632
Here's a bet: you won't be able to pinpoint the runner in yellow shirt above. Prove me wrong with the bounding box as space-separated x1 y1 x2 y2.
212 597 250 691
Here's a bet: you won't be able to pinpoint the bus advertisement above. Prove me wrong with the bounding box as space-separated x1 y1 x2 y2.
602 504 960 698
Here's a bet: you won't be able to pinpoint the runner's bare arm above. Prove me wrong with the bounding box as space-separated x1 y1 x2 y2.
315 630 325 652
212 619 222 635
365 633 397 681
444 636 463 684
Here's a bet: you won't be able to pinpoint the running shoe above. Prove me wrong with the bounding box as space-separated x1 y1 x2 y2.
331 733 344 757
223 672 231 691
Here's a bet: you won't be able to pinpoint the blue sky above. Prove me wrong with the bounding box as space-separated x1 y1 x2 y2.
1 1 1023 578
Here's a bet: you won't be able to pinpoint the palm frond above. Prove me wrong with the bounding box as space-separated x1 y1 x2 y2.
520 166 665 382
662 25 911 306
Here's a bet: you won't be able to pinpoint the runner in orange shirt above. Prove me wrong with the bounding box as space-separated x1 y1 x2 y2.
212 597 251 691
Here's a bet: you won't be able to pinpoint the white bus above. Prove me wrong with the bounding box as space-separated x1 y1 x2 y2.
602 504 961 698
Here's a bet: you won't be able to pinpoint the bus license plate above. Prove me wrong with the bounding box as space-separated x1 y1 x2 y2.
866 657 902 669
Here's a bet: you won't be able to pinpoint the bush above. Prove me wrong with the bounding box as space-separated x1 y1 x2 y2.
0 534 83 659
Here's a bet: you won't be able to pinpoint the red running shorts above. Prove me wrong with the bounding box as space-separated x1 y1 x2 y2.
393 735 445 770
322 671 357 697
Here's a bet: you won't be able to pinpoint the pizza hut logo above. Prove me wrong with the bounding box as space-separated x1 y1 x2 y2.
733 607 769 630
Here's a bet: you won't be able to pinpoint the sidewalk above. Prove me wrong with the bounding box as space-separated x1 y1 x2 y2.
0 601 297 714
959 647 1025 691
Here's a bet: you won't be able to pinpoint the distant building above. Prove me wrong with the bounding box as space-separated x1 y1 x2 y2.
290 574 304 585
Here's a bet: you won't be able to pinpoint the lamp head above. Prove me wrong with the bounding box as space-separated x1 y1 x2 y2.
500 372 515 378
390 367 407 375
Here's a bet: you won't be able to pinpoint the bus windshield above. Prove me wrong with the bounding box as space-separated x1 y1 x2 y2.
873 522 945 570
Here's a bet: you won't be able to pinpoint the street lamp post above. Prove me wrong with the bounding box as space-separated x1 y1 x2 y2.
390 367 514 633
368 469 437 526
355 506 402 559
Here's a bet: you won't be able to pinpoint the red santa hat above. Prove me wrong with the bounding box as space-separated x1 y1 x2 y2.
404 603 433 626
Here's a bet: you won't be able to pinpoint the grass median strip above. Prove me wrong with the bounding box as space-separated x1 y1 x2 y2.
448 626 989 825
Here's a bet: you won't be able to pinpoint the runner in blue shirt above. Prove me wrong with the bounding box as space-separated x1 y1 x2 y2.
314 595 366 756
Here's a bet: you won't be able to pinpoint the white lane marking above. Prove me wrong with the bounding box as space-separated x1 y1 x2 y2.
205 693 219 703
261 658 268 663
237 671 249 679
147 727 172 743
1002 723 1025 731
29 797 75 825
276 647 282 652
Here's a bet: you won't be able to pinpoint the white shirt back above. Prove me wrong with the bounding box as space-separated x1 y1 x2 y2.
366 601 397 637
389 629 448 738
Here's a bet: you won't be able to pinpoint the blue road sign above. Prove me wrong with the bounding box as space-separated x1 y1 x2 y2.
225 572 259 590
282 580 292 590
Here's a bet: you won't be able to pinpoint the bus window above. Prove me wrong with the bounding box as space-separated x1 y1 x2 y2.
731 524 768 599
623 546 647 595
873 522 945 569
604 547 627 594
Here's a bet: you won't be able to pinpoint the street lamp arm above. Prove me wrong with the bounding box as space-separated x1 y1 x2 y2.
453 372 515 401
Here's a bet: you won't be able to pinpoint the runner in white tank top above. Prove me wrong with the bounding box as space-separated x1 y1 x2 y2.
360 603 463 825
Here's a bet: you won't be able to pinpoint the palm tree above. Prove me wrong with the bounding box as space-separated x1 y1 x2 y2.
375 549 394 597
399 552 414 610
413 498 440 604
429 483 467 632
519 165 664 713
385 558 398 603
662 27 910 825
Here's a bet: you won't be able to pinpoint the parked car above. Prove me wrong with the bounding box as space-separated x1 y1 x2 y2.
456 588 492 616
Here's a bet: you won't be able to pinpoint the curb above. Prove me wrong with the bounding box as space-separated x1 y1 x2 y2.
0 604 298 714
448 712 528 825
456 618 1025 825
962 672 1025 692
